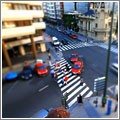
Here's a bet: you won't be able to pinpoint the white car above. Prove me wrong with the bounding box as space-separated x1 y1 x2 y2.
111 63 118 73
52 37 60 46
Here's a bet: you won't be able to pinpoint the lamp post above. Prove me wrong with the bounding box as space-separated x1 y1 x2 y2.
102 2 115 107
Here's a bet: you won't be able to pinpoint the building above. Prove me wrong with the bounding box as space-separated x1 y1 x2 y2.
2 1 49 68
43 2 64 26
78 2 117 41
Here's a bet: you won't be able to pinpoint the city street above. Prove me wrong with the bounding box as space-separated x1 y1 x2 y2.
2 25 118 118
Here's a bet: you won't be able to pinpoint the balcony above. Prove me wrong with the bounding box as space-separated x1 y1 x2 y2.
2 10 32 21
33 22 46 30
2 26 35 39
29 10 44 18
94 28 110 32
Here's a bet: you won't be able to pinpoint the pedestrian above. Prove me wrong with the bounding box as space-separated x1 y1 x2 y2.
66 64 70 72
50 69 55 78
86 35 88 43
64 76 68 84
80 78 83 86
54 71 58 79
77 94 83 104
48 53 51 61
47 48 50 53
61 78 64 85
48 60 52 67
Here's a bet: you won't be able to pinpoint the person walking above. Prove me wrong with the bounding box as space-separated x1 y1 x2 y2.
78 94 83 105
61 78 64 85
80 78 83 86
48 52 51 61
66 64 70 72
50 69 55 78
54 71 58 79
64 76 68 85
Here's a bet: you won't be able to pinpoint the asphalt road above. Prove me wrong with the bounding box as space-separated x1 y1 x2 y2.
2 25 118 118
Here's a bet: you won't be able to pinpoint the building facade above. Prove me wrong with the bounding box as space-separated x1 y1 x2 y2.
2 1 48 68
78 2 117 41
43 2 64 25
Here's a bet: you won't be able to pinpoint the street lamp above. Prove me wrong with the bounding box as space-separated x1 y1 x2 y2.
102 2 115 107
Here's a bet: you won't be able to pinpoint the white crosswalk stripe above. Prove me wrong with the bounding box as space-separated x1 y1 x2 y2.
59 42 94 51
50 57 93 107
94 43 118 54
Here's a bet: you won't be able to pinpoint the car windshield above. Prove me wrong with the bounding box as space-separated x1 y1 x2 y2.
54 40 59 42
72 55 77 58
38 66 45 70
74 65 80 69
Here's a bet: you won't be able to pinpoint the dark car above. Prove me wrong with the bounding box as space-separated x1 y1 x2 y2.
21 65 33 80
61 39 68 45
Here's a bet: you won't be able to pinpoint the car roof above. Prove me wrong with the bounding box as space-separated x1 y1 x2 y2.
72 53 77 55
52 37 58 41
36 63 44 67
74 61 82 65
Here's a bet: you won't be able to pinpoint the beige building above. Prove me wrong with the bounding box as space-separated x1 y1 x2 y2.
78 3 117 42
2 2 48 68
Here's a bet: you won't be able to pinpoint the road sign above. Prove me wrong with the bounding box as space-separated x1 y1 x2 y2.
94 77 106 92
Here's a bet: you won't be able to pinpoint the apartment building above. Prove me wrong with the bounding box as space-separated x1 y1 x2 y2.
2 1 48 68
43 2 64 25
78 2 117 41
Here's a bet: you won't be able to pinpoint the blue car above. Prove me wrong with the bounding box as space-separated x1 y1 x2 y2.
21 66 33 80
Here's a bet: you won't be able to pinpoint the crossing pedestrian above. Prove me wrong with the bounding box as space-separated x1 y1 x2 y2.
80 78 83 86
48 60 52 67
66 64 70 72
77 94 83 104
54 71 58 79
64 76 68 84
61 78 64 85
50 69 55 78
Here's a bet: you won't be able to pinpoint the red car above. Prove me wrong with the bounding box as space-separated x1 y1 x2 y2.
72 61 83 75
69 34 78 39
35 63 48 76
70 53 79 63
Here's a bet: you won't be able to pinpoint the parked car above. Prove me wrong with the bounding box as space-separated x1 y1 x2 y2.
35 63 48 76
111 63 118 74
52 37 60 46
72 61 83 75
70 53 79 63
69 34 78 39
21 65 33 80
61 39 68 45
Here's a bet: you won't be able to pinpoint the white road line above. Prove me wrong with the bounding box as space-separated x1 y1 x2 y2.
67 83 86 101
63 81 81 95
57 73 72 83
58 74 76 87
84 91 93 98
61 76 80 91
80 87 89 96
38 85 49 92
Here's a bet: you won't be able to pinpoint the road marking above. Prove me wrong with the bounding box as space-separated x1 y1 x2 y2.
80 87 89 96
63 81 81 95
61 76 80 91
67 83 86 101
38 85 49 92
8 80 19 93
84 91 93 98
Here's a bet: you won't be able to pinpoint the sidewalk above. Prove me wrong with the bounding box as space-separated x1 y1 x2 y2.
69 96 118 118
2 46 63 80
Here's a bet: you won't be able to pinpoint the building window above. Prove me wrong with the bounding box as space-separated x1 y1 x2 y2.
95 32 97 37
96 23 98 28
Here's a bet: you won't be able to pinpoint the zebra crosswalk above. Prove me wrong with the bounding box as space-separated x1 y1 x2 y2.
59 42 94 51
51 57 93 107
94 43 118 54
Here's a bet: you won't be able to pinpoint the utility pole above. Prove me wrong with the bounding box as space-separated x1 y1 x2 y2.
102 2 115 107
